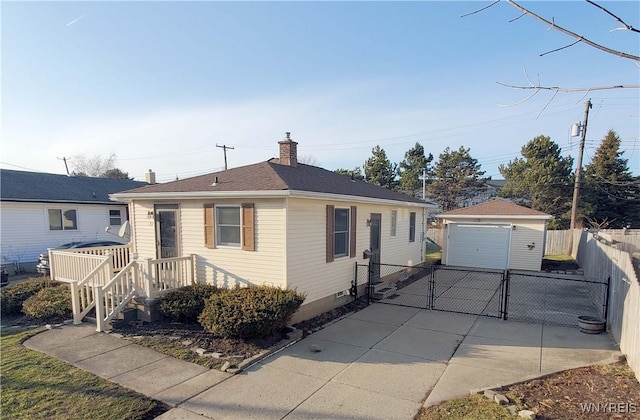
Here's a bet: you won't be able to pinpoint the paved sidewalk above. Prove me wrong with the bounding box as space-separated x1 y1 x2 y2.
23 305 620 420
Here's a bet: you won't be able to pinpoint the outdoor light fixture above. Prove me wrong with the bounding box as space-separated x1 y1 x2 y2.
366 219 371 227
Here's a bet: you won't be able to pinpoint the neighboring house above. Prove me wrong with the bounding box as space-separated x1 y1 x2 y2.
0 169 146 272
438 198 552 271
459 179 507 208
112 134 434 321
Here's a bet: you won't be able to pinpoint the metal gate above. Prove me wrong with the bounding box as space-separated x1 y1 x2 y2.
354 262 610 327
355 262 506 318
506 272 609 327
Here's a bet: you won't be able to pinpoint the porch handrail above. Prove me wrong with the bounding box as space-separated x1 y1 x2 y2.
50 250 108 282
143 254 196 298
71 254 113 325
66 244 131 272
94 260 140 332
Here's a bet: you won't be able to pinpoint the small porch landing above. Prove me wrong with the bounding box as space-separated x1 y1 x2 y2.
49 245 195 331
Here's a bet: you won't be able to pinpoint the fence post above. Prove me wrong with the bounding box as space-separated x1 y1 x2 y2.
94 286 105 332
70 282 81 324
367 259 373 305
145 258 153 298
501 269 510 321
604 276 611 323
190 254 197 285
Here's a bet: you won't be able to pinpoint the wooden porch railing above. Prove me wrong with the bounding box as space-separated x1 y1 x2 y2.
50 250 111 283
70 254 113 325
142 255 196 298
58 250 197 331
94 260 140 332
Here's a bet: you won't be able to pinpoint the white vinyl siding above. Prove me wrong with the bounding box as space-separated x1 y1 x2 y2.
441 217 547 271
0 201 128 264
175 199 285 289
286 198 424 303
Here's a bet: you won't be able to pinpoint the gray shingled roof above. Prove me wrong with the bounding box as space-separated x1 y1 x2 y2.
438 198 551 217
119 161 426 204
1 169 147 205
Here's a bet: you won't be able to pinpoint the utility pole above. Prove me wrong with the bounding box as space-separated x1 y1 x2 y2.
216 144 234 170
57 157 71 175
570 99 592 230
422 169 426 200
568 99 592 253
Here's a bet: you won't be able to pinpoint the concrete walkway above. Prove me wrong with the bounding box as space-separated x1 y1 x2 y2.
23 304 620 420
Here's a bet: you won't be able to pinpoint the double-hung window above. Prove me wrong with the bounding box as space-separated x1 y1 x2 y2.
390 210 397 237
216 206 241 247
326 205 357 262
109 209 122 226
48 209 77 231
333 208 350 258
409 212 416 242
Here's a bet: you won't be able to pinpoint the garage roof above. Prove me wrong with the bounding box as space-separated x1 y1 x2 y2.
438 198 552 219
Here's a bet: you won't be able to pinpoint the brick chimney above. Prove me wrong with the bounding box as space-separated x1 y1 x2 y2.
278 132 298 167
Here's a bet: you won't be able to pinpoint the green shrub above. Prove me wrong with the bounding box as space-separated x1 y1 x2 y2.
159 283 219 322
0 278 63 316
22 285 72 321
198 286 305 338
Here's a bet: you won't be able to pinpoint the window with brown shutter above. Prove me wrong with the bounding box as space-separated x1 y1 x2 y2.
204 204 215 249
350 206 357 258
242 203 255 251
326 205 334 262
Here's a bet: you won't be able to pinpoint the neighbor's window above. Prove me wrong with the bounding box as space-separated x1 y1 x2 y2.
216 206 241 247
409 212 416 242
391 210 397 237
48 209 77 231
334 208 350 258
109 209 122 226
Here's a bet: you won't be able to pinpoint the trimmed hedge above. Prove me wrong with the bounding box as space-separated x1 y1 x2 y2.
198 286 305 339
159 284 219 322
22 285 72 321
1 278 63 316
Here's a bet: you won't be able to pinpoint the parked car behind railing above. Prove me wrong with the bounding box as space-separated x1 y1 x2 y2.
37 241 125 275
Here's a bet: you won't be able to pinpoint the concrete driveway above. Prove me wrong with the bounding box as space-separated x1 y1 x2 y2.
161 304 619 420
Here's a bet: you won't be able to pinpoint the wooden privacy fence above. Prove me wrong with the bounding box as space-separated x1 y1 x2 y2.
577 231 640 380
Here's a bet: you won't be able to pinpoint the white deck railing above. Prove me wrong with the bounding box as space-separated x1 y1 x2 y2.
50 250 111 283
70 255 113 325
95 260 140 332
58 250 197 331
64 244 131 271
142 255 196 298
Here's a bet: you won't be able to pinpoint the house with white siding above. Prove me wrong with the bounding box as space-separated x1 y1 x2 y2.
112 133 433 321
437 198 552 271
0 169 146 273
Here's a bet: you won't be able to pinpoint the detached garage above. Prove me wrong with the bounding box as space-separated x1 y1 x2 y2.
438 199 552 271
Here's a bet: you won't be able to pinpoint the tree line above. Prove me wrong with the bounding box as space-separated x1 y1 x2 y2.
335 130 640 229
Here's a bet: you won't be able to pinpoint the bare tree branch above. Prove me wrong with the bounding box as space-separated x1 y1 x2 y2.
508 12 526 23
586 0 640 34
496 82 640 92
507 0 640 62
540 40 580 57
460 1 500 18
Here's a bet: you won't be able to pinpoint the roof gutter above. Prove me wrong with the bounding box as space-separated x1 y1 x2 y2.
110 189 433 207
437 214 553 220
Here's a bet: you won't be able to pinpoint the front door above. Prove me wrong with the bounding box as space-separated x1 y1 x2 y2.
155 205 179 259
369 213 382 282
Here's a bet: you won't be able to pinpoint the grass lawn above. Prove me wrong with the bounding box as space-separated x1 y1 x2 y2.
417 394 513 420
542 254 580 271
1 329 166 419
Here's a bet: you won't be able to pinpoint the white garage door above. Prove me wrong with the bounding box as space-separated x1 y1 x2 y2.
447 224 511 270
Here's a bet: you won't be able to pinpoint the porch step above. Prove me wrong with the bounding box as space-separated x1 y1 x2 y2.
372 286 398 300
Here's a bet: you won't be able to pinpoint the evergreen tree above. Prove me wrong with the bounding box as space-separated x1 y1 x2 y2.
499 135 573 228
428 146 487 211
334 167 364 180
363 146 398 189
398 142 433 197
582 130 640 228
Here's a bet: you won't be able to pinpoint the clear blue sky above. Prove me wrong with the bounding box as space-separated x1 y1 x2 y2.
2 1 638 182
